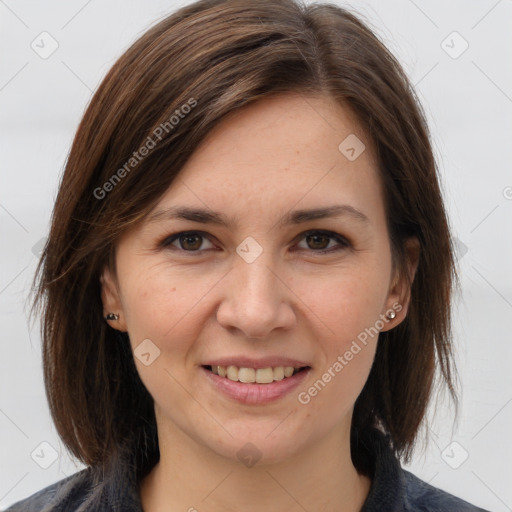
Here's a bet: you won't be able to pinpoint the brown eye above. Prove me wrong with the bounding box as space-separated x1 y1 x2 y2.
161 231 215 252
160 229 350 255
178 233 203 251
305 233 331 250
295 230 350 254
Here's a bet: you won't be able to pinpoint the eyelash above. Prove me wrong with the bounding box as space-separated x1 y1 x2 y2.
159 229 351 255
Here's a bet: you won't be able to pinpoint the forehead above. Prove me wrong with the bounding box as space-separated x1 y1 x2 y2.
149 93 385 226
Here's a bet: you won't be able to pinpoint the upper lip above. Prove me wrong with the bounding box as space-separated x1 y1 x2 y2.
202 357 311 369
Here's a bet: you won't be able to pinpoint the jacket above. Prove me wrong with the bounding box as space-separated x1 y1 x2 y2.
4 428 491 511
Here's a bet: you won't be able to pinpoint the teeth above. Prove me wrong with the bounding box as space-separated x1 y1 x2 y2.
238 367 255 383
273 366 285 380
227 365 238 381
209 365 303 383
255 367 274 383
284 366 294 378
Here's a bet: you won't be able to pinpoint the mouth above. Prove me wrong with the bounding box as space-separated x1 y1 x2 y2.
201 364 312 405
202 364 310 384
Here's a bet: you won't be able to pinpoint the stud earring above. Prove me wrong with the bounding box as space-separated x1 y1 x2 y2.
386 310 396 320
105 313 119 321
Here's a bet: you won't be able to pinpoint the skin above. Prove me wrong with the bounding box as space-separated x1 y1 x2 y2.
101 93 419 512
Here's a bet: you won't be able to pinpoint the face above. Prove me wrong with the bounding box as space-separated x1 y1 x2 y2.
101 93 417 465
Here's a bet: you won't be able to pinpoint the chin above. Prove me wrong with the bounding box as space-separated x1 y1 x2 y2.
202 422 311 467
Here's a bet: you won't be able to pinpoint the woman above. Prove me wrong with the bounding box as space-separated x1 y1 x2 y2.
6 0 491 510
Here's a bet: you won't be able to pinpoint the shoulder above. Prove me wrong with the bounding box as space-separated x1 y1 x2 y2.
3 469 93 511
358 427 491 512
402 469 491 512
3 459 144 512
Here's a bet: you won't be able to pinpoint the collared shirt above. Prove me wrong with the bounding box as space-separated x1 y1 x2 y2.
5 428 491 511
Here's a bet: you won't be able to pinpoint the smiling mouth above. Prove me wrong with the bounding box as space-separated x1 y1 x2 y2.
203 365 309 384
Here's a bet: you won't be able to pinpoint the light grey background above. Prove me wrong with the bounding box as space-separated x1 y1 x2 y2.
1 0 511 510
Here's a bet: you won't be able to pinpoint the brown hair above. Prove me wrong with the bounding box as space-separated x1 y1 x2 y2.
29 0 459 479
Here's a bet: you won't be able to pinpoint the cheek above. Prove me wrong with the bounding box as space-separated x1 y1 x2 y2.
296 283 379 423
297 345 376 440
119 266 209 410
119 261 216 344
296 267 387 342
291 269 384 404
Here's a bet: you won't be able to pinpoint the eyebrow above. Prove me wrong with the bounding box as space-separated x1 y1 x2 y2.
146 204 370 228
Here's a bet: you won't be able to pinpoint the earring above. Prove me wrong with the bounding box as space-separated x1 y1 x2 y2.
386 310 396 320
105 313 119 321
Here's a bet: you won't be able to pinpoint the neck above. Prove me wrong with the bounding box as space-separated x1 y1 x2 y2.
140 416 371 512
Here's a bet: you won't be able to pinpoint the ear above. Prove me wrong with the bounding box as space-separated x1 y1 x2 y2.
380 236 420 331
100 265 128 332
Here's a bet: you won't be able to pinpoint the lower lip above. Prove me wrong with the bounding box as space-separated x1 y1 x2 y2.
201 366 311 405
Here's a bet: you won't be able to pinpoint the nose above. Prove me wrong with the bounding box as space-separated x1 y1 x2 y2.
215 249 296 339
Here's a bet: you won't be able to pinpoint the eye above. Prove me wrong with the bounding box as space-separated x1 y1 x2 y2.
293 230 351 254
161 231 216 252
159 229 350 255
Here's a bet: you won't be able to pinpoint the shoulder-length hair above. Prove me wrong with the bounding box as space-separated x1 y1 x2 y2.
30 0 459 479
